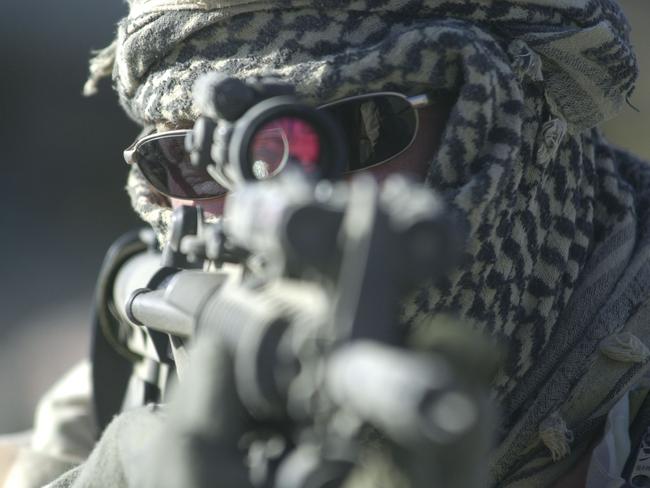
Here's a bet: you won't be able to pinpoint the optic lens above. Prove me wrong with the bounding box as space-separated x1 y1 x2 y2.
249 117 321 180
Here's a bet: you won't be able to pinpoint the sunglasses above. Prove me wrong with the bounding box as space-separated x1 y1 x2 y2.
124 92 431 200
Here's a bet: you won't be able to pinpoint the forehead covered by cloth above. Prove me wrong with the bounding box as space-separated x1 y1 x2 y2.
90 0 637 131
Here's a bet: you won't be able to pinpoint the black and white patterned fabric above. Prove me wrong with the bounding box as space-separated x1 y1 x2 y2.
86 1 650 485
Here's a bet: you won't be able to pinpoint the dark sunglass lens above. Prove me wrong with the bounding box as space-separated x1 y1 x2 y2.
136 135 227 199
323 95 417 171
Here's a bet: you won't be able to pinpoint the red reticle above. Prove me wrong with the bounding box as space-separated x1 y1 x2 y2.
249 117 321 179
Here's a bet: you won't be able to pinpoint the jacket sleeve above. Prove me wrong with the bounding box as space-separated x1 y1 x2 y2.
3 361 97 488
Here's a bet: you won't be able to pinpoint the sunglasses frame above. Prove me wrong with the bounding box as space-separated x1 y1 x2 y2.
123 92 431 199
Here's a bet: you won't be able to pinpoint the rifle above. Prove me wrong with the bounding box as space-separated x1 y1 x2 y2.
101 169 493 488
95 75 495 487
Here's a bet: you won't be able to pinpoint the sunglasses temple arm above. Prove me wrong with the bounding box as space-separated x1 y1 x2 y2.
124 147 136 165
406 94 430 108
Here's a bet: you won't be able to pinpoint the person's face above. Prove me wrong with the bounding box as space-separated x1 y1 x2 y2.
167 103 450 217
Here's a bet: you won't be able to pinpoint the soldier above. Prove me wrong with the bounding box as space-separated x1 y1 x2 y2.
4 0 650 487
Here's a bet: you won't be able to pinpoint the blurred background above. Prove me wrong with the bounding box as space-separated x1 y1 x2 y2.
0 1 136 431
0 1 648 433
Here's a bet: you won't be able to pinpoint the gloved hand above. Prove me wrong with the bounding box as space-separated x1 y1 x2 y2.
134 328 255 488
45 328 254 488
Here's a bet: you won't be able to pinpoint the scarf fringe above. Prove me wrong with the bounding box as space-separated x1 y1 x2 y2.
508 40 543 83
539 411 573 461
83 41 117 96
536 117 567 164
